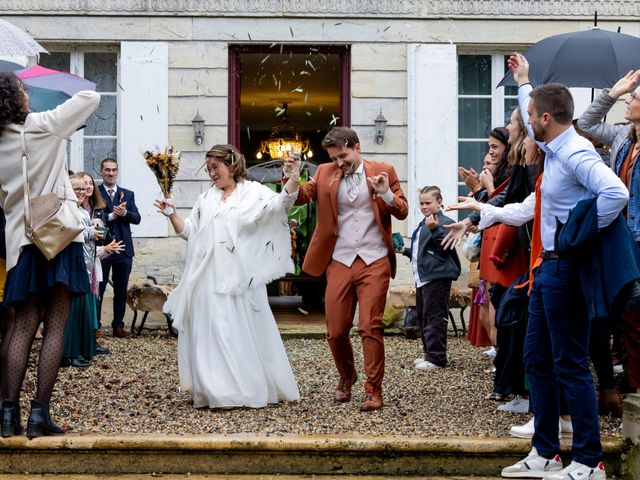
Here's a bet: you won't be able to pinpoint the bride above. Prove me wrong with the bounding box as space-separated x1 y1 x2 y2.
154 145 301 409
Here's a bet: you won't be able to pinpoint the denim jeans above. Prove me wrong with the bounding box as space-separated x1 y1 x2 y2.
525 257 602 467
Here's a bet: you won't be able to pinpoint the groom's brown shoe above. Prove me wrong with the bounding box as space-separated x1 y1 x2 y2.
360 394 383 411
334 372 357 402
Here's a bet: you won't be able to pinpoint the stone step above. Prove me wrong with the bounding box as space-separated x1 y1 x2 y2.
0 434 624 477
0 476 505 480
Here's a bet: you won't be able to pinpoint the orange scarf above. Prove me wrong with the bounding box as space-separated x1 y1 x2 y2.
516 173 543 294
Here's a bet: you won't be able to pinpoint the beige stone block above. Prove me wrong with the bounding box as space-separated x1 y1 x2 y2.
352 44 407 71
388 285 416 309
168 126 228 160
169 69 227 97
28 17 193 41
134 236 187 284
171 180 211 208
351 98 406 126
169 42 228 68
169 96 228 126
354 126 407 155
352 71 406 98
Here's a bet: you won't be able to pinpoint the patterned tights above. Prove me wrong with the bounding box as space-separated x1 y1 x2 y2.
3 285 71 404
0 306 15 401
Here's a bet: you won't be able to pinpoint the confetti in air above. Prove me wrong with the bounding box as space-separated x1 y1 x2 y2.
291 86 303 93
299 71 311 76
330 114 339 126
260 55 271 65
275 106 286 116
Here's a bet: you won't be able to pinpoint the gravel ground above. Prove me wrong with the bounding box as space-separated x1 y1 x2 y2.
17 332 622 437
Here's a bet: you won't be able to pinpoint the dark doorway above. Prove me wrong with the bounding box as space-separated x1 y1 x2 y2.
229 44 350 165
228 44 351 311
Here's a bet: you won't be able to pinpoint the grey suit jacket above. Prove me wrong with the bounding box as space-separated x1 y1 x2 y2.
577 89 633 168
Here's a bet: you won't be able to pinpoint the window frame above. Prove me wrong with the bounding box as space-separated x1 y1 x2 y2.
457 51 518 201
38 45 120 175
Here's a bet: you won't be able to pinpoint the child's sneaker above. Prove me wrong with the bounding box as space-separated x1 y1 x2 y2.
501 447 563 478
542 461 606 480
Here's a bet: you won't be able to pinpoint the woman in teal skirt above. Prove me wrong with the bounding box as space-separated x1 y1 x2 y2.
62 175 122 368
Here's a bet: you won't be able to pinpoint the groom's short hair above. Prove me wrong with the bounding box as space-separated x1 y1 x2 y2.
322 127 360 150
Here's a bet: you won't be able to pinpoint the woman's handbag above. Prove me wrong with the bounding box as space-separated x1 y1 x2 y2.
21 127 84 260
468 261 480 289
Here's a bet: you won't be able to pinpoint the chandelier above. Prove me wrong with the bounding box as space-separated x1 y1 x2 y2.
257 103 313 159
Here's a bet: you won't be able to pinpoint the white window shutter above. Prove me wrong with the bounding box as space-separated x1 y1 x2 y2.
119 42 169 237
407 44 458 230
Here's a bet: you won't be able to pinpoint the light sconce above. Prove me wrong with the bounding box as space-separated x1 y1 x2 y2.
374 110 387 145
191 111 205 145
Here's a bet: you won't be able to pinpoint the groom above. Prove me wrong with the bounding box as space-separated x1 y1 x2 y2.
291 127 408 411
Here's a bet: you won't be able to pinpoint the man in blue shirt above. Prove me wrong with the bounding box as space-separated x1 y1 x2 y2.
498 54 628 480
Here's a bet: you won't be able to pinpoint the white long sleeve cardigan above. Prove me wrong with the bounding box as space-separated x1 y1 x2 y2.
0 90 100 270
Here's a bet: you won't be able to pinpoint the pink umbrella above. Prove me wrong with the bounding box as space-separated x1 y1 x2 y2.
17 65 96 112
18 65 96 96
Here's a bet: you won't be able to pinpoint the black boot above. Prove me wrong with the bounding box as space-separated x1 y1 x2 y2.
1 401 24 437
26 401 66 439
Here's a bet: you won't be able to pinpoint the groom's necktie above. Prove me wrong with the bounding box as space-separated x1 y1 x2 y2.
108 188 115 203
344 172 361 202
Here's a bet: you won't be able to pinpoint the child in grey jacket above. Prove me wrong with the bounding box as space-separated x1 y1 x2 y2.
398 186 461 369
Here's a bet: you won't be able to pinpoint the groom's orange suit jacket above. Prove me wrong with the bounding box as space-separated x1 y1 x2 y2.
295 159 408 278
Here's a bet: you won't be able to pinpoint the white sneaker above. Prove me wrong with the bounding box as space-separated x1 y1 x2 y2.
542 461 606 480
483 346 497 357
416 360 442 370
501 447 563 478
509 417 572 439
498 395 530 414
414 357 425 365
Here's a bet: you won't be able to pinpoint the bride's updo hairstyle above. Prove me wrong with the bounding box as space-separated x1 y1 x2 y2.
205 144 249 182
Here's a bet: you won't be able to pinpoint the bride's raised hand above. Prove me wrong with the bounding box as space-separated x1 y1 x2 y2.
154 198 176 217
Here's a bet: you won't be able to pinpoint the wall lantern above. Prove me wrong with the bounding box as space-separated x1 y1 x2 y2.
374 110 387 145
191 111 205 145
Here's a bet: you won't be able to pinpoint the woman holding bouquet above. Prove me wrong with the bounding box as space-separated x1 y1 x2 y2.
155 145 301 409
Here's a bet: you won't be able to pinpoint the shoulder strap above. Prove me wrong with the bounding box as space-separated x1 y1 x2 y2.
21 126 34 232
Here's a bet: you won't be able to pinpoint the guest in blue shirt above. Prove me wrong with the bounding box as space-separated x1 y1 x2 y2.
444 54 627 480
501 54 627 480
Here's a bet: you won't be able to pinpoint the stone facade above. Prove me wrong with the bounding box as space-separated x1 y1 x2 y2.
1 0 637 17
1 1 638 289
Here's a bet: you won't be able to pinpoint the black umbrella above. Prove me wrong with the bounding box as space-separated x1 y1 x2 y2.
0 59 23 72
498 28 640 89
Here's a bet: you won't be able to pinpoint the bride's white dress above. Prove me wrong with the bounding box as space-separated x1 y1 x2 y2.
164 181 300 408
